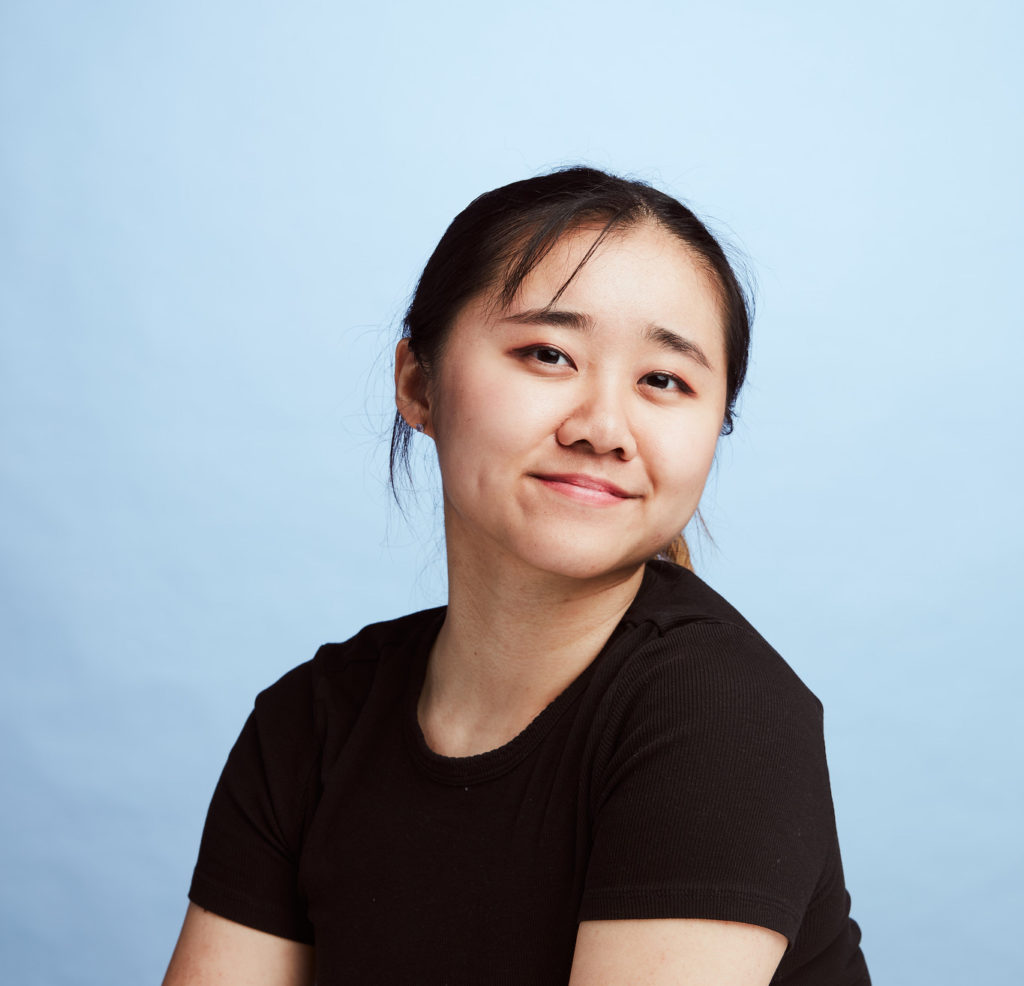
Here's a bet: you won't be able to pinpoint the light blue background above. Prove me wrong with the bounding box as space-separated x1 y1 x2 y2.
2 1 1021 982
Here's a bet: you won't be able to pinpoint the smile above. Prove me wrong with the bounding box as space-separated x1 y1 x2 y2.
531 473 640 505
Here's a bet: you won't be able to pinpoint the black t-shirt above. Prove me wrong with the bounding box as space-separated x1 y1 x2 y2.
189 561 870 984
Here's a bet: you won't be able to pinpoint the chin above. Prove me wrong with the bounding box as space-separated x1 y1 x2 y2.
512 536 653 584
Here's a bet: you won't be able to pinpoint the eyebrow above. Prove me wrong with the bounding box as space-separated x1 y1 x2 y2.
503 307 593 331
502 307 715 372
643 324 715 372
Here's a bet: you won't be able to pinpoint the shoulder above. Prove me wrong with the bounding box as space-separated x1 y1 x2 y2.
251 606 446 742
256 607 446 710
586 563 830 832
610 561 822 723
212 607 445 841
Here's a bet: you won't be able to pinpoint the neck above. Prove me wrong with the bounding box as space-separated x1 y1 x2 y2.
418 529 645 757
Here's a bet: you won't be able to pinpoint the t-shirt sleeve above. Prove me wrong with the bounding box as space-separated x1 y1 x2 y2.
188 661 320 943
579 620 836 944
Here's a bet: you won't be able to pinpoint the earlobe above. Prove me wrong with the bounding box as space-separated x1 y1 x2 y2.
394 338 432 435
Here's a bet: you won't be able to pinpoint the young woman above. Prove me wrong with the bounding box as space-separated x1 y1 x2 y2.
164 168 870 985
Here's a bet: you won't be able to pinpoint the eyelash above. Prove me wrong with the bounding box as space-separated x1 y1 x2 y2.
516 346 695 396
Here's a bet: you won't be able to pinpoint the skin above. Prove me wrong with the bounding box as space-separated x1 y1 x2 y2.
162 904 314 986
402 223 732 756
163 221 786 985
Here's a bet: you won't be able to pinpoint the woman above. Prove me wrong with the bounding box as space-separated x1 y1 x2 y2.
164 167 870 985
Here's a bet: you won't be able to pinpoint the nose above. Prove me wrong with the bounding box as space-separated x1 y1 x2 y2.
555 379 638 460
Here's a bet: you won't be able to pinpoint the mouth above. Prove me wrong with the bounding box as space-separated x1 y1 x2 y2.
530 472 640 503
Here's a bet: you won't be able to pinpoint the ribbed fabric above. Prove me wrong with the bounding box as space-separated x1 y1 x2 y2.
189 561 870 984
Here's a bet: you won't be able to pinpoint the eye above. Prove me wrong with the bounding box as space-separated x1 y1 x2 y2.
517 345 575 368
641 371 694 395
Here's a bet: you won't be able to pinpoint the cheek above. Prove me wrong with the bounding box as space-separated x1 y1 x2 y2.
431 361 547 481
649 417 721 500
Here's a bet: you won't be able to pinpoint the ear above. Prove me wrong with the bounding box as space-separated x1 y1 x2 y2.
394 339 433 435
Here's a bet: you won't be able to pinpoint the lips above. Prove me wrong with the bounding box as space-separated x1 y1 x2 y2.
530 473 639 500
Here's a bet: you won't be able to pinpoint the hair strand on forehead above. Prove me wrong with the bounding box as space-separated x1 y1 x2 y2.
500 210 629 310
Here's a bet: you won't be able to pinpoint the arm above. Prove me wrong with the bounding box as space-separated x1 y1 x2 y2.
568 918 786 986
162 904 315 986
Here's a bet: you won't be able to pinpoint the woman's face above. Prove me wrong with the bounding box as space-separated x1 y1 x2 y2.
407 221 729 582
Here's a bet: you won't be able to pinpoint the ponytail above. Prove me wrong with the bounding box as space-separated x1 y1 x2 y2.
660 533 693 571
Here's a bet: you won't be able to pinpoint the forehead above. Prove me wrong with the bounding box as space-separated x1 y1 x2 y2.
501 223 726 355
520 221 713 292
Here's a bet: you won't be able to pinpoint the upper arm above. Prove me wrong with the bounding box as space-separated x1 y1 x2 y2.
568 918 786 986
163 903 315 986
